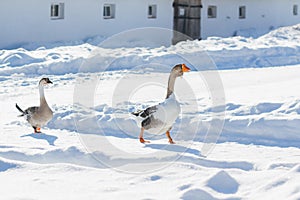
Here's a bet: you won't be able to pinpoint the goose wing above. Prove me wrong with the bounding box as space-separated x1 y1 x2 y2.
142 95 181 132
24 106 39 115
16 104 38 118
132 105 158 118
23 106 39 121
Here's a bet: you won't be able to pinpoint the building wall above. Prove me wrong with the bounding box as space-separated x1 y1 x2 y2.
1 0 300 48
0 0 173 49
201 0 300 38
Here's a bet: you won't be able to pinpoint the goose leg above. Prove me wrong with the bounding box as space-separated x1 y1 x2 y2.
166 130 175 144
139 127 150 143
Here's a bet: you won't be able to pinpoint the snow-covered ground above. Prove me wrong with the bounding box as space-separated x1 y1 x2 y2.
0 25 300 199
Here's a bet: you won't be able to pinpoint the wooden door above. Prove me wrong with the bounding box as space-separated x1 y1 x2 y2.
172 0 202 44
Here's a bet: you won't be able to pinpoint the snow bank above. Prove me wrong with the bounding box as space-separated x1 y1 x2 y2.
249 164 300 199
1 24 300 76
47 100 300 148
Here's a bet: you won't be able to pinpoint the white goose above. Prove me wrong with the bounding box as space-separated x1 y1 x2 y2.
16 78 53 133
132 64 190 144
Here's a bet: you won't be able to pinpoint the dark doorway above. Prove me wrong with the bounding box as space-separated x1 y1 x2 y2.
172 0 202 44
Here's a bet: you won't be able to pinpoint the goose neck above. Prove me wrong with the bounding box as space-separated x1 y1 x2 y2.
166 72 177 99
39 85 47 106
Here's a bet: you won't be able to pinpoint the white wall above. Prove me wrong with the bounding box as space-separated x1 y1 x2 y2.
1 0 300 48
201 0 300 38
0 0 173 49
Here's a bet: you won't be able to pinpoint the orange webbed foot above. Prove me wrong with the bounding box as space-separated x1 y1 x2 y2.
34 127 41 133
166 131 175 144
140 138 150 143
169 139 175 144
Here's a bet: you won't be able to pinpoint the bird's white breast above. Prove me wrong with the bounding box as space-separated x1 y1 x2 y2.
150 94 181 134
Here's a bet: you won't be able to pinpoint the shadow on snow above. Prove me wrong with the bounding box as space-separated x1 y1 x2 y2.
21 133 58 146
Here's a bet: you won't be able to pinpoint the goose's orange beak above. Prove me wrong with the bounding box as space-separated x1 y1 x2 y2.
182 64 190 72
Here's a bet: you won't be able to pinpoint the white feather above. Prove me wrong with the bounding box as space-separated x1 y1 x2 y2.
148 94 181 134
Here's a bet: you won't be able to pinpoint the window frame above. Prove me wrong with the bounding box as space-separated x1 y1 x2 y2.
207 6 217 18
50 3 64 20
239 6 246 19
148 4 157 18
103 4 115 19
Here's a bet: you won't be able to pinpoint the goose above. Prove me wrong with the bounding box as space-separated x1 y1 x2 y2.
16 78 53 133
132 64 190 144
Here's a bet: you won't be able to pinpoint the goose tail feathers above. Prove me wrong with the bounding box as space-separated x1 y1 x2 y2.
131 110 143 117
15 103 25 117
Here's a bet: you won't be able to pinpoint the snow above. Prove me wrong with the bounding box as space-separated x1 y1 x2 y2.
0 25 300 199
206 170 239 194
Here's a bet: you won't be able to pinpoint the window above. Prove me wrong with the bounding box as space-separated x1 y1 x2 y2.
148 5 157 18
179 8 185 16
50 3 64 19
207 6 217 18
103 4 115 19
239 6 246 19
293 5 298 16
